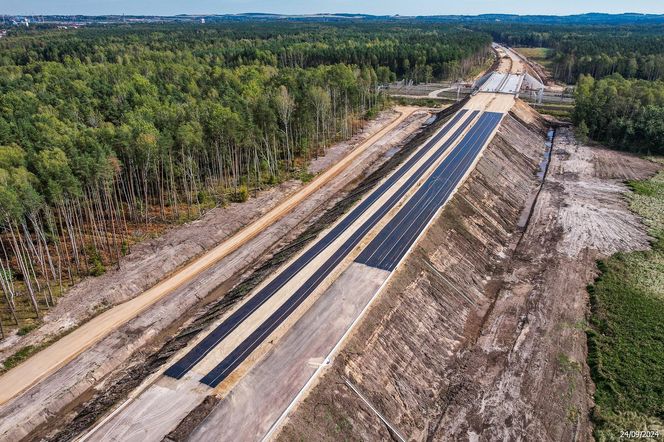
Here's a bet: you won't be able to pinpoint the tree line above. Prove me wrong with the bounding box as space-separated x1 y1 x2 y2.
0 21 491 333
474 23 664 83
573 74 664 154
0 22 491 81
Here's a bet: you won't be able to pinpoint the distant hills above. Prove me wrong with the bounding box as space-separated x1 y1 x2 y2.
2 12 664 27
429 13 664 23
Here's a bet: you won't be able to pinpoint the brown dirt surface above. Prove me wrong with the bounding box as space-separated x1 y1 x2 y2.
164 395 220 442
590 145 660 181
276 105 661 441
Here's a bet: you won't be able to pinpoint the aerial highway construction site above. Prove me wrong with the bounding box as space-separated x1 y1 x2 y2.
0 39 659 442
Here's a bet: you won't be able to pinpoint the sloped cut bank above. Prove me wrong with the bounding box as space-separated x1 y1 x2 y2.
276 103 555 440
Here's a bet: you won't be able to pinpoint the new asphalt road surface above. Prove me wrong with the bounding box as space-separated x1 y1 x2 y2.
166 109 475 382
200 112 502 387
356 112 503 271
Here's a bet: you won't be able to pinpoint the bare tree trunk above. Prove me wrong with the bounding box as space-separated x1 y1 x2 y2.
7 220 40 318
0 254 20 326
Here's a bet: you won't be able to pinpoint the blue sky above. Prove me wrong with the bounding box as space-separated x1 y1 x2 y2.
3 0 663 16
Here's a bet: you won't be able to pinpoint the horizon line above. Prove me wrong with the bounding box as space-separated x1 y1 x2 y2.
2 11 664 18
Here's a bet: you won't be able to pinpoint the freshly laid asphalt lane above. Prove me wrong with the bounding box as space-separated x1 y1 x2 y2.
199 111 494 388
356 112 503 271
164 109 474 380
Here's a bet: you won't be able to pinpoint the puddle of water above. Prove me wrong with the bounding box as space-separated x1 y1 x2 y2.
517 127 556 229
537 128 555 181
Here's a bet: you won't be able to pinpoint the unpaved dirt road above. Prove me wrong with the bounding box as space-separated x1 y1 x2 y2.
0 107 418 407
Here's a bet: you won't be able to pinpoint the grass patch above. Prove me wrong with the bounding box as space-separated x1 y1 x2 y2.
537 107 572 121
17 323 38 336
513 47 553 68
514 47 551 59
0 301 111 375
0 329 75 375
1 345 37 372
298 169 315 184
587 166 664 439
0 333 65 374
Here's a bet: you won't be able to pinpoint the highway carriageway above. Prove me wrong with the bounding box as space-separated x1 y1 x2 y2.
356 111 503 271
200 111 502 387
165 108 477 382
166 110 502 390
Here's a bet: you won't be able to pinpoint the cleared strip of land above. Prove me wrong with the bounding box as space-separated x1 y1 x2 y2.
189 101 508 442
82 107 480 442
80 45 523 442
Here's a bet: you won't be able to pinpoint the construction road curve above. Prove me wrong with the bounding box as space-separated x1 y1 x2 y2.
77 45 524 441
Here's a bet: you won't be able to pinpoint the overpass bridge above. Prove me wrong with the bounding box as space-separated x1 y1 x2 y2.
476 72 525 95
